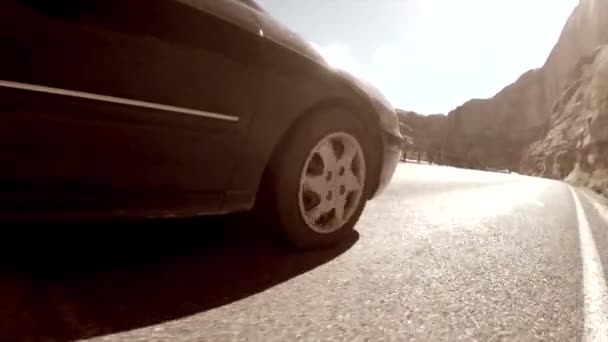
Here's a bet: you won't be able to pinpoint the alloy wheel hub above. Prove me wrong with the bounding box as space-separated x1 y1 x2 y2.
298 132 366 233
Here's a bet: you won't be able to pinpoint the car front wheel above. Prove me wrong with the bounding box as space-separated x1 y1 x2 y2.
260 108 374 249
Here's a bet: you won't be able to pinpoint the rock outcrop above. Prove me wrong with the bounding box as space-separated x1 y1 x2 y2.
396 110 445 148
432 0 608 171
442 68 546 170
396 110 447 163
522 45 608 196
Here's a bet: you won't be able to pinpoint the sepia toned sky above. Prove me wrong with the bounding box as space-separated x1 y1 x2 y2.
257 0 578 114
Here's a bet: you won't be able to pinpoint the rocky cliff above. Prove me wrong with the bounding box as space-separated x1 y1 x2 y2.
522 45 608 196
442 68 546 169
428 0 608 171
396 110 446 156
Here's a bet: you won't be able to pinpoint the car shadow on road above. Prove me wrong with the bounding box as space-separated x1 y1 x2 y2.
0 215 358 341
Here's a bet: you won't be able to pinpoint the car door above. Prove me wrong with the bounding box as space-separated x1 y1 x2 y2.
0 0 264 196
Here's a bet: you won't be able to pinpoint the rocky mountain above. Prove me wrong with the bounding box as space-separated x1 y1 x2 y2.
441 68 546 169
522 45 608 196
396 110 446 159
397 0 608 180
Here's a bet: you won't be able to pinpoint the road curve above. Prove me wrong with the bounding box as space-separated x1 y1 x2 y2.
3 163 608 341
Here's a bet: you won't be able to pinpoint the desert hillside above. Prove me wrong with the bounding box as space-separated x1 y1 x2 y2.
522 45 608 196
398 0 608 190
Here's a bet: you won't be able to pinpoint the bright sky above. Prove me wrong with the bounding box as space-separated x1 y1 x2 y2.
257 0 578 114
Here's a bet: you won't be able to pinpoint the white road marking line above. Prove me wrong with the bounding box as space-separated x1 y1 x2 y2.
571 186 608 342
0 79 239 122
580 190 608 227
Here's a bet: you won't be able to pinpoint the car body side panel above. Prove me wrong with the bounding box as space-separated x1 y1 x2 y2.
0 0 266 216
374 132 402 197
0 0 401 218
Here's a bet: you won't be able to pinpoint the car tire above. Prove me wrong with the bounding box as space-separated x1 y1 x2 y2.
259 107 374 249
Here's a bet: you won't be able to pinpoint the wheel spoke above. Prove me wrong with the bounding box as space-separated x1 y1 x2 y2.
340 140 358 165
317 141 338 171
307 200 331 222
343 169 362 193
333 197 346 222
303 174 327 195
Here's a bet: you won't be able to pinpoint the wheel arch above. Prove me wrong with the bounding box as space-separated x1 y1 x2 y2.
257 96 384 205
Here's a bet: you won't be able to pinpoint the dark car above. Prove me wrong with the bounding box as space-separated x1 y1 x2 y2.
0 0 402 248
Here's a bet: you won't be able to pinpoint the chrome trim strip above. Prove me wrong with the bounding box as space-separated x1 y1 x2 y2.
0 80 239 122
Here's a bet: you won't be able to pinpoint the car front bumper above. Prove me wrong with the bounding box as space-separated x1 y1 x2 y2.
371 130 402 198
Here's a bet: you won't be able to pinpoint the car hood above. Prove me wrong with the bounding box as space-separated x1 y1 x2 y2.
258 11 400 138
258 13 328 67
335 70 401 137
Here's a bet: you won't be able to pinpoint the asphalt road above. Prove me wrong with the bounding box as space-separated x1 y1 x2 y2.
3 163 608 341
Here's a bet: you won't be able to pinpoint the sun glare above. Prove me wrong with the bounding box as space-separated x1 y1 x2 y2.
311 43 356 72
